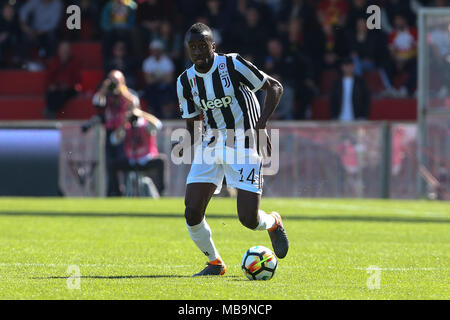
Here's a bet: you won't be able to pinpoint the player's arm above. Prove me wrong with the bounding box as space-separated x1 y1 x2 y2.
256 75 283 130
232 55 283 129
254 75 282 158
175 74 202 157
111 110 132 144
186 115 202 146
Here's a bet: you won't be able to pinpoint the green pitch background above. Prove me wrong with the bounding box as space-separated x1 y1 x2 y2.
0 198 448 300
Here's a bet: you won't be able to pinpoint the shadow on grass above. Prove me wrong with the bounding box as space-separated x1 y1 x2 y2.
33 275 192 279
33 275 241 280
1 211 449 224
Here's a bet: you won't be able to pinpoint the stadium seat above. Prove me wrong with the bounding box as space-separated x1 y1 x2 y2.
310 97 417 121
311 97 331 120
364 71 385 95
0 71 47 96
81 70 105 94
369 98 417 120
56 95 97 120
71 42 103 69
0 96 46 120
319 70 339 95
393 71 409 89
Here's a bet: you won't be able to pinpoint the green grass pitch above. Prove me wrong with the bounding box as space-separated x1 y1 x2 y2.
0 197 449 300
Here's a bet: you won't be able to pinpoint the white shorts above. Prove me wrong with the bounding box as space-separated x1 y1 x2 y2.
186 143 264 194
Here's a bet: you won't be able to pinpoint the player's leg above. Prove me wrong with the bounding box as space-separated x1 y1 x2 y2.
236 188 289 259
226 147 289 258
185 181 226 276
236 189 271 229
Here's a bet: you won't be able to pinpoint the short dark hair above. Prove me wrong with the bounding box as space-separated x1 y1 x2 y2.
186 23 214 42
188 23 212 35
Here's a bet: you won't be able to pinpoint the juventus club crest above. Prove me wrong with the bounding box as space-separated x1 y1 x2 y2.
218 62 231 88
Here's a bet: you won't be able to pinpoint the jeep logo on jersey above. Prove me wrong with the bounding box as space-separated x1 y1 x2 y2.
200 96 232 110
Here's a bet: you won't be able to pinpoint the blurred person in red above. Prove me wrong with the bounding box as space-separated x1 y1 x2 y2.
110 107 166 195
44 41 81 118
387 14 417 96
317 0 349 29
92 69 140 196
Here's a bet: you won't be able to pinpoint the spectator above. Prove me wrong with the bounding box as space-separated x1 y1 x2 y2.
264 38 297 120
329 57 371 121
387 14 417 96
142 39 176 118
92 70 140 196
230 6 270 67
283 19 319 119
318 21 347 70
100 0 137 58
110 107 167 195
154 20 183 69
384 0 415 28
62 0 103 41
346 17 393 92
0 2 21 68
44 41 81 118
136 0 174 56
19 0 63 60
345 0 370 32
317 0 349 29
104 40 138 89
277 0 319 35
202 0 230 36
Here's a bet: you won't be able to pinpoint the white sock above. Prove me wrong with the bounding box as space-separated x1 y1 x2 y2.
254 210 276 231
186 218 220 262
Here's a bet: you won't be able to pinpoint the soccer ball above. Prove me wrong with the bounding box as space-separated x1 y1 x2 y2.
241 246 278 280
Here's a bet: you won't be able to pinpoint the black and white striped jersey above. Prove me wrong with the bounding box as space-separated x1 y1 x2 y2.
177 53 267 145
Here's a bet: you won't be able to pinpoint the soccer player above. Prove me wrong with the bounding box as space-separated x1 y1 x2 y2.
176 23 288 276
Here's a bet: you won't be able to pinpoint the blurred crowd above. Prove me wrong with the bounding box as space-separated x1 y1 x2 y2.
0 0 449 120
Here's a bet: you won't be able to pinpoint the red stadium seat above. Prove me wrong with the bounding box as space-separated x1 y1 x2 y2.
71 42 103 69
57 95 97 120
311 97 331 120
319 70 338 95
310 97 416 121
0 96 46 120
81 69 105 94
369 98 417 120
393 71 409 89
364 71 385 95
0 71 47 95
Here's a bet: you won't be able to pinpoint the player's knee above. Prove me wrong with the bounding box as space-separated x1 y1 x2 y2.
184 206 204 226
238 213 259 230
